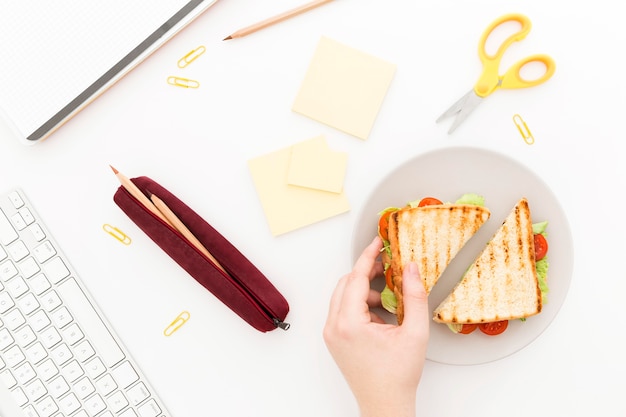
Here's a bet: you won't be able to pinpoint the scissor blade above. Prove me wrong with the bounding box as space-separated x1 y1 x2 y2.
436 89 483 134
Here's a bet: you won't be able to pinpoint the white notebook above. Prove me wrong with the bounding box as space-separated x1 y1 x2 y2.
0 0 218 145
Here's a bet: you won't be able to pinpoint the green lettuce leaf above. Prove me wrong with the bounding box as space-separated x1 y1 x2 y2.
381 286 397 314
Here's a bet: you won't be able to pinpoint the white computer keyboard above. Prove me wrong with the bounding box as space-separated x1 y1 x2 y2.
0 189 169 417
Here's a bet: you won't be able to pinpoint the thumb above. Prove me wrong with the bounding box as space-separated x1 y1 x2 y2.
399 262 430 333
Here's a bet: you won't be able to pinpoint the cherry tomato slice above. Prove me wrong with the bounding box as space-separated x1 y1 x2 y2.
478 320 508 336
384 267 394 291
459 323 478 334
378 210 395 241
534 233 548 261
418 197 443 207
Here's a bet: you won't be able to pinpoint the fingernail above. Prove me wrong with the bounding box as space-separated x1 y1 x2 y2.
407 262 418 275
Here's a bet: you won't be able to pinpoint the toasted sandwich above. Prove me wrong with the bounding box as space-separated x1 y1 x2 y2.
433 198 542 326
383 197 490 324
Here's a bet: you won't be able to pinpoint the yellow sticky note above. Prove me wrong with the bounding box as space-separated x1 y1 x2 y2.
287 135 347 194
292 36 396 140
248 144 350 236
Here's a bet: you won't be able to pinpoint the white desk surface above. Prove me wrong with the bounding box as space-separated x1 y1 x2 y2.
1 1 624 416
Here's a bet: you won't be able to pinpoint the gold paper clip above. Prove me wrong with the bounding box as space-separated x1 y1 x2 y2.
178 46 206 68
513 114 534 145
164 311 191 336
102 224 131 245
167 76 200 89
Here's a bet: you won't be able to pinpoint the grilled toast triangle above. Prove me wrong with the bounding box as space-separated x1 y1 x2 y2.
433 198 542 324
387 204 490 324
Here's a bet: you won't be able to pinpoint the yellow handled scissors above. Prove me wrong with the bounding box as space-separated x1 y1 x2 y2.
437 13 556 134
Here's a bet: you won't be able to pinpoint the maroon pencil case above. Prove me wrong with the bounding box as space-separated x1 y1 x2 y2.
113 176 290 332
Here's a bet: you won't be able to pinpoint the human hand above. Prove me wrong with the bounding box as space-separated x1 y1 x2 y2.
323 236 430 417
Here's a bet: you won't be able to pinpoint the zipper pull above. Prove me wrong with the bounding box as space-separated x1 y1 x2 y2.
273 318 290 330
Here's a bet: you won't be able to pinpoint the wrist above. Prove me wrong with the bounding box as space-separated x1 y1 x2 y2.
358 392 416 417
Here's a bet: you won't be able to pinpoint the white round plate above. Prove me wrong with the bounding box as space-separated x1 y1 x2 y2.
351 146 573 365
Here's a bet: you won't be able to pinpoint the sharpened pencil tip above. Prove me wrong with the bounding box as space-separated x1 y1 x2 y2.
109 165 119 174
223 35 232 41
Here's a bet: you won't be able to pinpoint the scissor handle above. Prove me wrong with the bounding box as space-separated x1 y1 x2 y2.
500 54 556 89
475 13 533 97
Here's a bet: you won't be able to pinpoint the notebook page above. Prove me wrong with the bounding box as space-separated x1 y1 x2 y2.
0 0 199 140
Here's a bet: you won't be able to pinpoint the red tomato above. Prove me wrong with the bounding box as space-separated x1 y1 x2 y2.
534 233 548 261
385 268 394 291
459 323 478 334
418 197 443 207
478 320 508 336
378 210 395 241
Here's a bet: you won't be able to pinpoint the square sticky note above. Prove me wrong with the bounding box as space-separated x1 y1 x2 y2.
287 135 347 194
292 36 396 140
248 142 350 236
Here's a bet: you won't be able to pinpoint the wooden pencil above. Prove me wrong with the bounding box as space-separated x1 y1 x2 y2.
150 193 228 274
110 165 173 227
223 0 334 40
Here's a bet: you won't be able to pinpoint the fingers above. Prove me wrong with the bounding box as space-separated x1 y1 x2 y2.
366 288 382 308
398 262 430 338
326 274 348 321
339 237 383 317
368 261 384 281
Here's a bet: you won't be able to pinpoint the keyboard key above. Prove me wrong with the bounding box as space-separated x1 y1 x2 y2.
33 241 56 263
127 382 150 406
0 291 15 313
52 306 73 328
42 257 69 284
40 326 62 348
24 378 46 402
7 191 24 209
26 341 49 364
29 309 51 331
0 259 18 281
62 359 84 383
48 374 70 397
19 256 41 278
51 343 73 365
0 208 18 245
59 392 81 414
29 223 46 242
29 273 51 295
74 376 95 399
7 275 29 298
0 327 14 350
1 368 17 388
4 308 26 330
96 373 118 396
137 398 162 417
4 345 26 367
11 386 28 406
14 362 36 384
18 292 40 315
18 208 34 225
111 361 139 389
85 357 106 379
11 212 27 231
37 358 59 382
8 240 29 261
57 278 125 367
14 325 36 347
107 390 130 413
84 393 106 416
74 340 96 363
35 394 59 417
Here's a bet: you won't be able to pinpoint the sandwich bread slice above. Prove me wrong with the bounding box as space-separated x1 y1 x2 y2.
387 203 491 324
433 198 542 324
